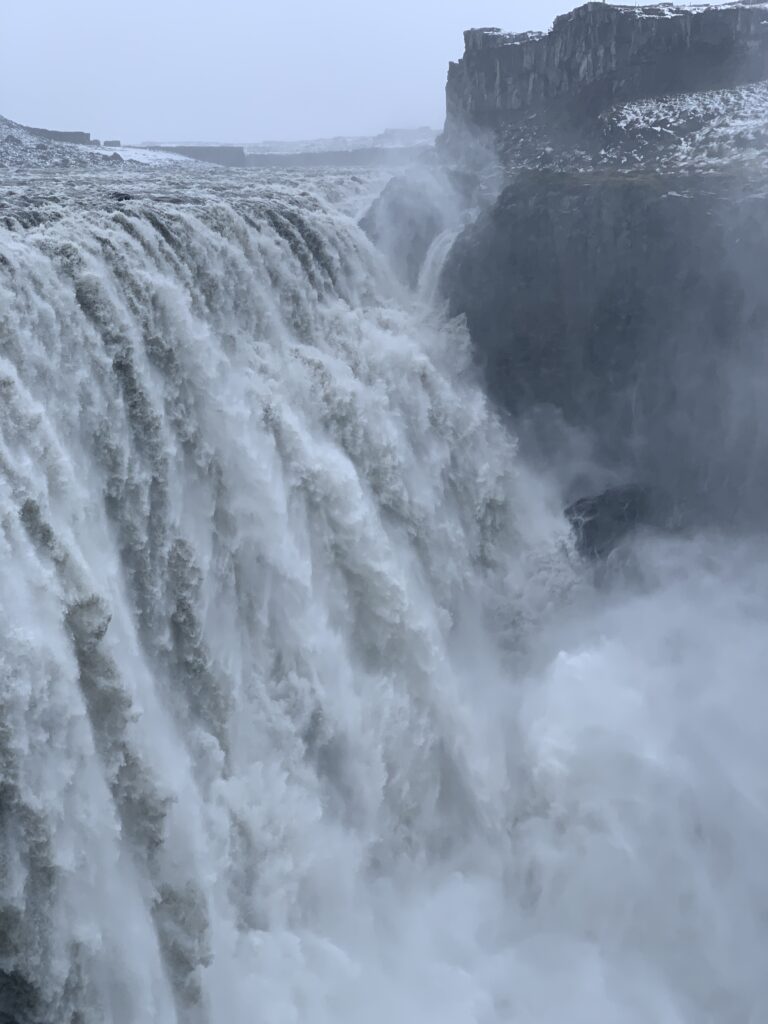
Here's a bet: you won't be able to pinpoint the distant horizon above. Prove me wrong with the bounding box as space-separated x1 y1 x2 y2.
4 108 442 151
0 0 604 143
3 118 441 151
4 106 445 151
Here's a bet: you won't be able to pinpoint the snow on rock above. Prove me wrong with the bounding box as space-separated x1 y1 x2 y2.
602 81 768 171
494 80 768 174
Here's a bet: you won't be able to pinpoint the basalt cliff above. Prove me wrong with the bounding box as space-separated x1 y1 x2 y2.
439 1 768 534
444 1 768 138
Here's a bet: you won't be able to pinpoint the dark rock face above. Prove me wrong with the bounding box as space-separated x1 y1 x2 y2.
444 2 768 140
566 484 653 558
443 171 768 525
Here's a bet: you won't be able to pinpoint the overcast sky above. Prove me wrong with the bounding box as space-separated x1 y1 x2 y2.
1 1 617 143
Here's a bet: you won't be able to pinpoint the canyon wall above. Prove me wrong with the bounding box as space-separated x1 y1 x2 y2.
440 2 768 528
445 1 768 138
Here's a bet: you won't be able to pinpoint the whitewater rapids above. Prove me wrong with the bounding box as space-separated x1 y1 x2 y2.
1 169 767 1024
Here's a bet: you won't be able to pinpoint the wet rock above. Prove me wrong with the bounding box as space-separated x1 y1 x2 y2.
65 595 112 653
566 484 653 558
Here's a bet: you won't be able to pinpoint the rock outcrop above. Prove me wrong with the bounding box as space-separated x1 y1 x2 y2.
566 484 655 558
360 169 478 287
361 175 450 287
444 1 768 142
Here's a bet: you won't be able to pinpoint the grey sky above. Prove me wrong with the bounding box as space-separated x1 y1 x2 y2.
2 1 603 143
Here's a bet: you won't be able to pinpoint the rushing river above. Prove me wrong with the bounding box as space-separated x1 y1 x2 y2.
1 168 766 1024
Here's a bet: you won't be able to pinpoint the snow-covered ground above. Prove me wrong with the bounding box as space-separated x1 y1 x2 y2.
601 81 768 171
97 144 194 165
626 1 768 19
0 116 196 171
498 80 768 174
1 116 436 173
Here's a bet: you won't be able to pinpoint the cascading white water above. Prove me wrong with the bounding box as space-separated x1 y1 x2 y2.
1 169 767 1024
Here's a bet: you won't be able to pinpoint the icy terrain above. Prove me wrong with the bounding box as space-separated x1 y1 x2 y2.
498 78 768 173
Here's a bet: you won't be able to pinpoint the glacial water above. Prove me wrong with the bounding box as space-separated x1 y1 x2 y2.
1 168 766 1024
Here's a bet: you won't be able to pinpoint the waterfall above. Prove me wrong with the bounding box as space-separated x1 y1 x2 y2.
1 171 767 1024
417 228 463 307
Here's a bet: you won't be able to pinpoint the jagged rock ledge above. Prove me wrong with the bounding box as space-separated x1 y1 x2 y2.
444 1 768 143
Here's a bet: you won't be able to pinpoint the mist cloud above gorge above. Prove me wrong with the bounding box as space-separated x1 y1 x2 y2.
3 0 593 142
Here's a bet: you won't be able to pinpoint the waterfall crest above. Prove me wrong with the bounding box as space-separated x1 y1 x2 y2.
0 175 567 1023
2 172 767 1024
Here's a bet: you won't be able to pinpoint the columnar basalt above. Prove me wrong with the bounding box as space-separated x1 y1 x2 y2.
445 2 768 140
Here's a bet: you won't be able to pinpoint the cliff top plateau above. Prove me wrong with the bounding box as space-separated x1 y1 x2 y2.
444 0 768 173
